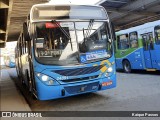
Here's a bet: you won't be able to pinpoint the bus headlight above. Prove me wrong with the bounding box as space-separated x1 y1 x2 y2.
108 67 113 73
41 75 48 81
36 73 59 86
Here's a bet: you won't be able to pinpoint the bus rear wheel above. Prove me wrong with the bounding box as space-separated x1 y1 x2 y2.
123 60 131 73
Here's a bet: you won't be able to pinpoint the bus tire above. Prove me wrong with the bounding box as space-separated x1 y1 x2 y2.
123 60 131 73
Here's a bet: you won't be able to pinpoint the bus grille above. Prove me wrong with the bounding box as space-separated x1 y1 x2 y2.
64 82 99 94
61 75 99 83
53 65 104 76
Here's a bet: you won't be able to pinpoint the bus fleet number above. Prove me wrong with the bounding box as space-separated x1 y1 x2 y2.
57 76 69 80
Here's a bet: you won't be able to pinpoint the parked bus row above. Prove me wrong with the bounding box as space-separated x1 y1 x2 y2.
115 20 160 72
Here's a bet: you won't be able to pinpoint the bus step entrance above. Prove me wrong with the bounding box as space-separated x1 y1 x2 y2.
146 69 156 71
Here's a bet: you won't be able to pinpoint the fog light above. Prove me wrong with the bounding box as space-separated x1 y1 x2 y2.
48 80 54 85
105 72 109 77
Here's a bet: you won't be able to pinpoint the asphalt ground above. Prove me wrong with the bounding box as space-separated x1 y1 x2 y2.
1 68 160 120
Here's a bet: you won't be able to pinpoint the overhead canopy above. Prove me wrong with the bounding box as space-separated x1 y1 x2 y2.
0 0 47 48
97 0 160 31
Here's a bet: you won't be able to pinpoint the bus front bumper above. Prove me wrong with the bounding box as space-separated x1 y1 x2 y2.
35 75 116 100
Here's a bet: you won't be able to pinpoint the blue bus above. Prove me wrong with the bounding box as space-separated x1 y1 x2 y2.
115 20 160 72
4 55 15 68
15 3 116 100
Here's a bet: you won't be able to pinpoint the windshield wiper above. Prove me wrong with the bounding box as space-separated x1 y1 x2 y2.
51 20 73 50
85 19 94 38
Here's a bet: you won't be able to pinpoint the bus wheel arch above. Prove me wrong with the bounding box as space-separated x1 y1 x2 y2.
122 59 131 73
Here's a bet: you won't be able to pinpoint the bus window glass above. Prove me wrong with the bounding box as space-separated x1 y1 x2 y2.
142 33 154 50
20 37 23 55
117 34 129 50
142 34 149 50
129 32 138 48
35 21 112 65
155 26 160 44
76 22 112 63
149 33 154 50
35 22 77 65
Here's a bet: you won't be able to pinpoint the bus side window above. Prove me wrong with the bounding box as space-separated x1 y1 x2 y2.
129 31 138 48
20 36 23 56
155 25 160 44
142 34 149 51
117 36 120 49
117 34 129 50
22 34 24 55
149 33 154 50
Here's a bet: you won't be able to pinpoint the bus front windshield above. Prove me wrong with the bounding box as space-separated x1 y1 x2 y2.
35 21 112 65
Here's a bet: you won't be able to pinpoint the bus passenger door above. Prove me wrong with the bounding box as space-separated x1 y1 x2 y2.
142 33 155 69
154 25 160 70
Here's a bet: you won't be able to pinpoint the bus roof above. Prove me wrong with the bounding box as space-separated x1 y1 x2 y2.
116 20 160 34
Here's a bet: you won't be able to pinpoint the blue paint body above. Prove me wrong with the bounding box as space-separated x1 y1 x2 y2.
116 20 160 71
33 54 116 100
116 43 160 70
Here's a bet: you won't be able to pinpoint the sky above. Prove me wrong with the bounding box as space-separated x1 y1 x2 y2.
49 0 102 5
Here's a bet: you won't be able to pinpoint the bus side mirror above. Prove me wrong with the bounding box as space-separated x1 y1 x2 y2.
111 22 116 40
23 22 30 41
126 34 128 38
117 36 119 40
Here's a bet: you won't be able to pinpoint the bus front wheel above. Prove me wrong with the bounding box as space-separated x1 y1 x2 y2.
123 60 131 73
